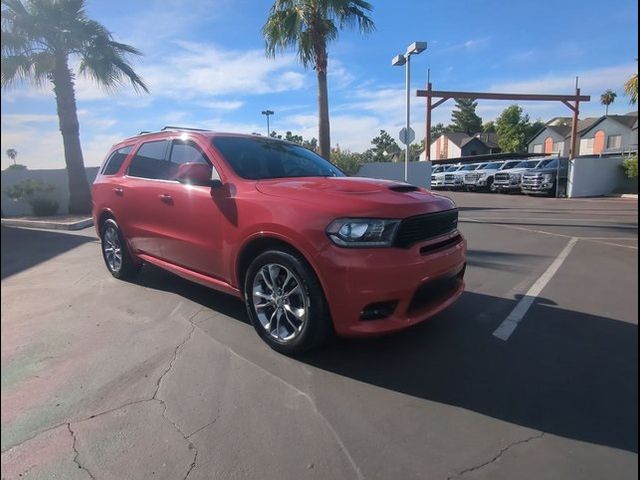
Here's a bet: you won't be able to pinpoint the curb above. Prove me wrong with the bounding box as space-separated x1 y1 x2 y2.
1 217 93 231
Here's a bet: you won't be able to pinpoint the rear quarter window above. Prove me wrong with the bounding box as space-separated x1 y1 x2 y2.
101 146 132 175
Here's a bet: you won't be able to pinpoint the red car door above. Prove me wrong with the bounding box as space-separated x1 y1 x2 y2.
119 139 172 259
153 138 225 279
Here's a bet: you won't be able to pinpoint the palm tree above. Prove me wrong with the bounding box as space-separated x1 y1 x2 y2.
600 89 617 116
6 148 17 165
624 74 638 105
1 0 148 213
263 0 374 160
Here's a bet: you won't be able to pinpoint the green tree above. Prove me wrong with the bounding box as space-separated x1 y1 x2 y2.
495 105 530 153
263 0 374 160
330 149 365 175
600 89 617 115
430 123 451 139
482 121 496 133
369 129 400 162
624 74 638 105
1 0 148 214
524 119 545 143
450 98 482 135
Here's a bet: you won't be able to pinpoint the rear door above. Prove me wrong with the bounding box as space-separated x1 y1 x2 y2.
119 139 171 259
154 138 225 278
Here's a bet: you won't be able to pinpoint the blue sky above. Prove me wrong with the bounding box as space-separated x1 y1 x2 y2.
1 0 638 169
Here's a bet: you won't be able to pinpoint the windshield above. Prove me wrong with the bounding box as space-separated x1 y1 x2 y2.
480 162 502 170
501 161 521 169
514 160 540 169
212 136 345 180
445 165 460 172
461 164 479 171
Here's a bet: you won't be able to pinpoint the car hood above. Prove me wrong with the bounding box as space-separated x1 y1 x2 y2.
526 168 557 175
255 176 455 216
498 168 531 174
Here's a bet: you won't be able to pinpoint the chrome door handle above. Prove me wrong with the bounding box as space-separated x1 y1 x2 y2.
113 187 124 196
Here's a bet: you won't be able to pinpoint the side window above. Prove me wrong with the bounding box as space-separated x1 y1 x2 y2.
102 146 132 175
168 141 212 180
128 141 169 179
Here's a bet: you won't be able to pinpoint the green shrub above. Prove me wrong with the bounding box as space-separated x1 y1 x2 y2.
29 198 59 216
5 180 58 216
622 155 638 179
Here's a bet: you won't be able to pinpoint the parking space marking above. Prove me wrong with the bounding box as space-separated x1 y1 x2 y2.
493 237 579 341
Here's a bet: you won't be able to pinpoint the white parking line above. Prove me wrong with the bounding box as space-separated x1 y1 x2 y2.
493 237 579 341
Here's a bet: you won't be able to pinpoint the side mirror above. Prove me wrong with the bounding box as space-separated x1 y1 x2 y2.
175 163 222 188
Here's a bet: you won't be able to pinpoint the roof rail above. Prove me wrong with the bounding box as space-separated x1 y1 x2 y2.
161 125 211 132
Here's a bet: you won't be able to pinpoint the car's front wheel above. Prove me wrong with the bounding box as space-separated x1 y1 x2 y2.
244 250 331 354
101 218 141 279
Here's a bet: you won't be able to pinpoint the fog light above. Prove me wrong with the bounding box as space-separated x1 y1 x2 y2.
360 301 398 320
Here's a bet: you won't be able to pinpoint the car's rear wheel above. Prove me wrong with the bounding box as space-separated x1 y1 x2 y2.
101 219 141 279
244 250 331 354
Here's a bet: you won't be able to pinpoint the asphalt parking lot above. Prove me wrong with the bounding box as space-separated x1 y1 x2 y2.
1 193 638 480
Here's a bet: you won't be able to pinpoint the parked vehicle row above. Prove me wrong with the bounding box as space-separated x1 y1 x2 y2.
431 158 568 196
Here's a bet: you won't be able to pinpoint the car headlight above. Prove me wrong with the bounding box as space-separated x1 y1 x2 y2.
326 218 400 247
477 172 487 178
509 173 521 181
542 173 554 182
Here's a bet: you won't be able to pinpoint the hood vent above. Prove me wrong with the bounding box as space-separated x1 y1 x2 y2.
388 184 419 193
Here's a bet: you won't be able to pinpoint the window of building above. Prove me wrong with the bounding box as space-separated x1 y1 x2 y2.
128 140 169 179
606 135 622 150
101 146 132 175
532 144 543 153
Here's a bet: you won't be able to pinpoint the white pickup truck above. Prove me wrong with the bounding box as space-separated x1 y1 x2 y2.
431 164 461 189
493 158 553 193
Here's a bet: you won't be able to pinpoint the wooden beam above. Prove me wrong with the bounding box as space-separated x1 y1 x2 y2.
561 100 577 113
431 97 449 109
416 90 590 102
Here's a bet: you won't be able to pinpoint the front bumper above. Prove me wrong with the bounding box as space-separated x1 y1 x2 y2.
315 231 467 337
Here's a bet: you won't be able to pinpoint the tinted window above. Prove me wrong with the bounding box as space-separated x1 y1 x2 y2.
501 161 521 169
102 146 132 175
168 141 211 179
514 160 539 169
128 141 168 179
461 164 479 171
483 162 503 169
212 136 344 180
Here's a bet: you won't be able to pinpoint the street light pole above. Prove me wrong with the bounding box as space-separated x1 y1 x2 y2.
404 54 411 183
392 42 427 182
261 110 274 136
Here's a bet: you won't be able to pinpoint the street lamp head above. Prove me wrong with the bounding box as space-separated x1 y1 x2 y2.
406 41 427 56
391 54 406 66
261 110 274 116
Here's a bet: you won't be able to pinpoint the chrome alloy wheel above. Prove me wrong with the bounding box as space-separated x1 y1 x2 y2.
252 263 308 343
103 226 122 273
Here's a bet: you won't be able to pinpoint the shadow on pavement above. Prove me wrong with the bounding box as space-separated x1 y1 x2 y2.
131 265 638 454
1 226 94 280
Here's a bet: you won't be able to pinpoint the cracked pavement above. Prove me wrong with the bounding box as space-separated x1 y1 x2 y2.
1 194 638 479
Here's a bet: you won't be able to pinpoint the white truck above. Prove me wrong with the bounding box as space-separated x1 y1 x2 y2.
492 158 553 193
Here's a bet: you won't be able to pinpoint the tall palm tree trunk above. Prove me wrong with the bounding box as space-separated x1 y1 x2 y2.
52 54 92 214
317 69 331 159
315 40 331 160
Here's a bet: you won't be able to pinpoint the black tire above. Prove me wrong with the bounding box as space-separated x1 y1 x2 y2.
244 249 331 355
100 218 141 280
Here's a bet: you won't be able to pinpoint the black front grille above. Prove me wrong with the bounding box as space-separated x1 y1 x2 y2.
394 209 459 248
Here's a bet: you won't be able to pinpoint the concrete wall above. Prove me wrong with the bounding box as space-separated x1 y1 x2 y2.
1 167 99 216
568 155 637 197
356 161 432 189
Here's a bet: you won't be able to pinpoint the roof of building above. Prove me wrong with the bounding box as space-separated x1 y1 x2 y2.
578 114 638 135
435 131 499 150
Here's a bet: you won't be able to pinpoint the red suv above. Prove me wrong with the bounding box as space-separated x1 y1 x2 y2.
92 127 466 353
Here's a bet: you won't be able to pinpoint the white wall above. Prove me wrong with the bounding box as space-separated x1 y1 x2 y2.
1 167 99 216
568 155 636 197
429 135 462 160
